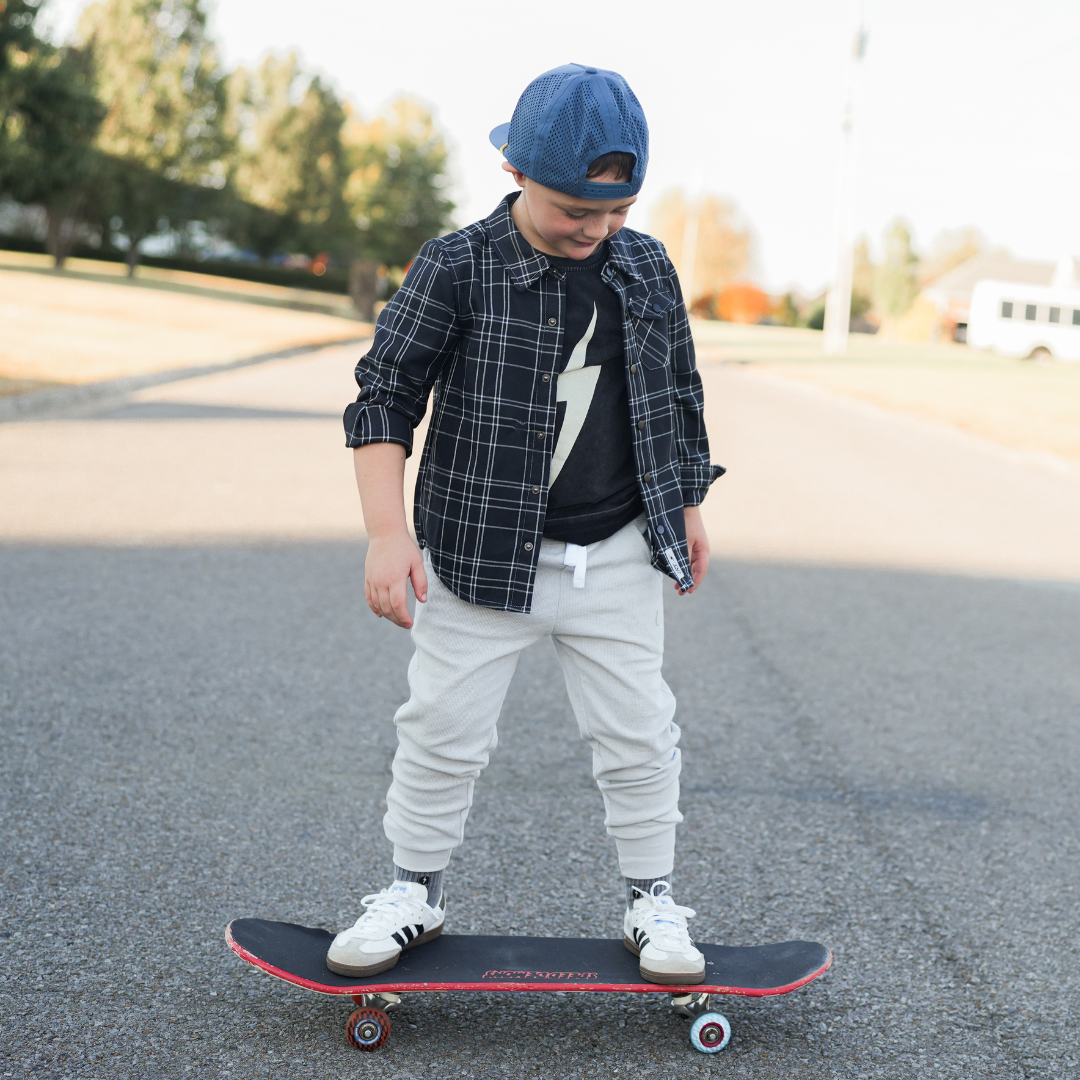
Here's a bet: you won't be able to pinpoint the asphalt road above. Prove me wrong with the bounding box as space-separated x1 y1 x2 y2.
3 346 1080 1079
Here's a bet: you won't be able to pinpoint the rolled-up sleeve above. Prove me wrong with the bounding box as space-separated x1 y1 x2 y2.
665 264 725 505
344 239 461 456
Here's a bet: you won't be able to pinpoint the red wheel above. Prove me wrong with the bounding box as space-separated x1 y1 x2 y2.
346 1007 390 1051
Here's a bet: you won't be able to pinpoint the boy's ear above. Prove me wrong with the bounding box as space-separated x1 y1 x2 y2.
501 160 527 189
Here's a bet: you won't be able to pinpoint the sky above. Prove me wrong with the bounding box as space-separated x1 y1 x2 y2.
42 0 1080 294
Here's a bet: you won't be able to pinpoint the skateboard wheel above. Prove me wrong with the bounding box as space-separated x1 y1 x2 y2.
346 1007 390 1051
689 1011 731 1053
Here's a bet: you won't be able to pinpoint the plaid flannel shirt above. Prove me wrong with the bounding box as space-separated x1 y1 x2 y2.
344 195 724 613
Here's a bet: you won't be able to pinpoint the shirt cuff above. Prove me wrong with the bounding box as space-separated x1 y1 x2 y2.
343 402 415 455
681 463 726 506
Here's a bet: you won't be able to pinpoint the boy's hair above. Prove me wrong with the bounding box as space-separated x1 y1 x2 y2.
586 151 636 183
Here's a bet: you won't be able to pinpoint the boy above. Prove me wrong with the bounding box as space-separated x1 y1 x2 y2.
332 63 723 984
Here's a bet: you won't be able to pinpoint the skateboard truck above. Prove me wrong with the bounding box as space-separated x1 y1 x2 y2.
356 991 402 1013
669 991 712 1019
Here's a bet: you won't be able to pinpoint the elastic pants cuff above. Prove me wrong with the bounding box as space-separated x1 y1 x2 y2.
614 825 676 879
392 845 453 874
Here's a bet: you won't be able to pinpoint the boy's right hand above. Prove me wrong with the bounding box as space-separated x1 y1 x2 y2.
364 533 429 629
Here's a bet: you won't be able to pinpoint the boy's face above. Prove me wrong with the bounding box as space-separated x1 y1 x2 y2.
503 162 637 260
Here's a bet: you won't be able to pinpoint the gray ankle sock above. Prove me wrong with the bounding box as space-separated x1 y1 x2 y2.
394 865 444 909
625 875 672 910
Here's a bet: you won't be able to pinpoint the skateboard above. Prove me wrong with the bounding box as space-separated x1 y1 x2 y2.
226 919 832 1054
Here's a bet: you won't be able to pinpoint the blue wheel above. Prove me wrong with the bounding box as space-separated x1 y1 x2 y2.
689 1011 731 1053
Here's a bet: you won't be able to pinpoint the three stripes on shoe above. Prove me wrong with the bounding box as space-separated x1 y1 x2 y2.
392 923 426 946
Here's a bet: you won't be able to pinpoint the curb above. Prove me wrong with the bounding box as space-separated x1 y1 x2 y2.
0 336 371 423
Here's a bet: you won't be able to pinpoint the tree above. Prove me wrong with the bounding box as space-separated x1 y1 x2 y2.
875 219 920 318
851 234 875 318
648 190 753 306
920 226 984 285
0 3 106 266
76 0 229 273
0 0 43 126
341 95 454 315
716 283 769 324
771 292 800 327
224 52 349 259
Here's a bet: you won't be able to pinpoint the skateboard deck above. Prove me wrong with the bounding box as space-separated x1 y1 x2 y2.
227 919 832 1054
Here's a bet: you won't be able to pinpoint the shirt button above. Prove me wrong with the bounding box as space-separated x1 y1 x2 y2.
630 364 638 374
643 473 652 482
657 525 666 534
653 301 663 312
547 317 557 326
541 373 550 382
524 542 534 551
537 432 545 441
637 420 646 430
531 486 540 494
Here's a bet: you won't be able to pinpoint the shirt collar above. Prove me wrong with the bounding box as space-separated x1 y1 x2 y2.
486 193 643 290
486 195 549 290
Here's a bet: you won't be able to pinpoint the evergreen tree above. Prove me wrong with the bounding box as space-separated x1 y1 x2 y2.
77 0 228 273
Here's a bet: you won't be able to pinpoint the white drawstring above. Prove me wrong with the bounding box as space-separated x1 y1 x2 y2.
563 542 588 588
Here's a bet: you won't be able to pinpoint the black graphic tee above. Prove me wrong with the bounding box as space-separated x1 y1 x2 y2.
541 242 642 545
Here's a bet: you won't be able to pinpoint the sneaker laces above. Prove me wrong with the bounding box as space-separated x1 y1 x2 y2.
338 886 428 941
633 881 697 950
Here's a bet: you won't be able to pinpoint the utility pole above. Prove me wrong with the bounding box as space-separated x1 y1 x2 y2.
823 2 868 356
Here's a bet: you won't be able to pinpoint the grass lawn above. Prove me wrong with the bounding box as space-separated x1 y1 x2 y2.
0 251 368 394
692 320 1080 462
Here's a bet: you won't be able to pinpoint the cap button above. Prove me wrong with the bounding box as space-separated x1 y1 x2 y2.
585 67 597 74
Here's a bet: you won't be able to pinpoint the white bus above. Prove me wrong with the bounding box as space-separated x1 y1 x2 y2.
968 279 1080 362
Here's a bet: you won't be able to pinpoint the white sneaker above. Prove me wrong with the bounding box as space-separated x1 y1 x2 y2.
623 882 706 984
326 881 445 977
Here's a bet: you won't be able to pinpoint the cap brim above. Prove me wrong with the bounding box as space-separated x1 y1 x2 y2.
488 122 511 153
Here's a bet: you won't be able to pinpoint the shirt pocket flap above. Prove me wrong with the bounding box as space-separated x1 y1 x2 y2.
627 291 676 320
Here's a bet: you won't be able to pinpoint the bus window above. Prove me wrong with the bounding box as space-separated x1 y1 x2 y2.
1025 304 1037 321
1001 300 1013 318
1049 307 1061 323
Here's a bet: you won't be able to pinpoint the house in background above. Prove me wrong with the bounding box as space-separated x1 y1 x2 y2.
923 251 1063 342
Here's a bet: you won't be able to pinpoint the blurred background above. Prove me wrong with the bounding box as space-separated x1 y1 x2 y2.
2 0 1079 452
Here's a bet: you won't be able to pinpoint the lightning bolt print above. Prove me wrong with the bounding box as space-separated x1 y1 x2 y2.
548 303 601 486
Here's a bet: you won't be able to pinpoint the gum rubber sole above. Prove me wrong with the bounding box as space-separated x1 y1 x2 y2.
326 923 444 978
623 934 706 985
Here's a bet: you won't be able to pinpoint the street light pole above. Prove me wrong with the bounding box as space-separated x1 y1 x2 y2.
823 2 868 356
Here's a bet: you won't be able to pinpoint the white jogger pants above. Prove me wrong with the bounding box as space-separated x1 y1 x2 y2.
383 517 683 879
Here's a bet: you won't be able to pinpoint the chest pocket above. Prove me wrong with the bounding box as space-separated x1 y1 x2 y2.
627 290 675 369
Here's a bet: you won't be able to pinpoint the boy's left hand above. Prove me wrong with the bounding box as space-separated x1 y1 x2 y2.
678 505 710 595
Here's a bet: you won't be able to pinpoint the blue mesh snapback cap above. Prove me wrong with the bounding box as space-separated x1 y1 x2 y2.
489 63 648 200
